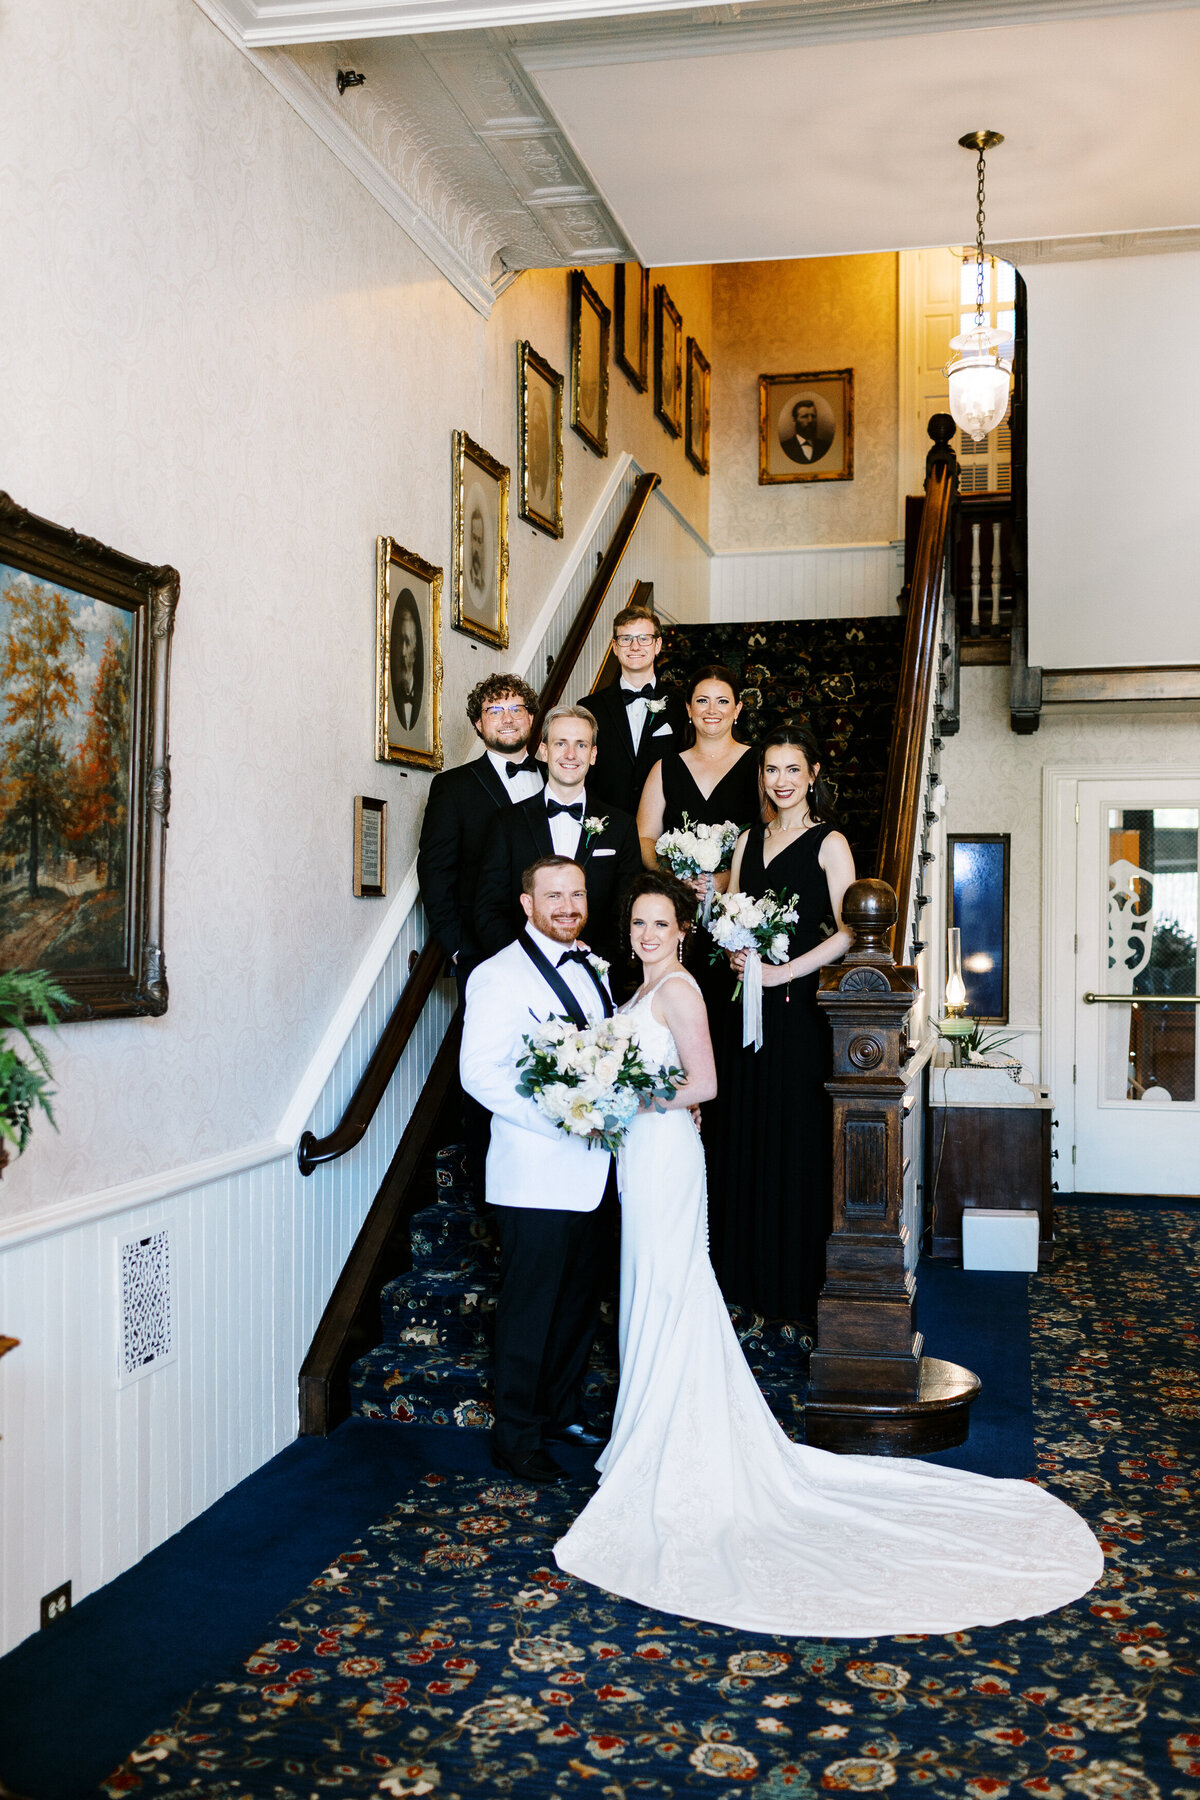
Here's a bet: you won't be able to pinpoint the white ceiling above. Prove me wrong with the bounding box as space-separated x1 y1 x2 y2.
527 9 1200 265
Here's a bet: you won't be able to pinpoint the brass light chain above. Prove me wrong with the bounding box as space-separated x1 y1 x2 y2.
974 143 988 328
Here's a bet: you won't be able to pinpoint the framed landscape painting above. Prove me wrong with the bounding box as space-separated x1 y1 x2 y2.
0 491 177 1019
451 430 509 650
686 337 711 475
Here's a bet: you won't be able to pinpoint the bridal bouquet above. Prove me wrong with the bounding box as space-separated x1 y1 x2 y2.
516 1015 685 1153
707 888 799 1052
655 815 740 922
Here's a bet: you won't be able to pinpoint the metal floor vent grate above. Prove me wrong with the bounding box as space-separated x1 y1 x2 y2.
118 1226 175 1383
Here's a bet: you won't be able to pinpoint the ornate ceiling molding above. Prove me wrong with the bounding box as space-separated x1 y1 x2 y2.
990 227 1200 266
194 3 632 314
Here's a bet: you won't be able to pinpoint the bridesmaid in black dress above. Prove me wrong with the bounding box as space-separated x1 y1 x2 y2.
707 723 856 1325
635 664 761 1038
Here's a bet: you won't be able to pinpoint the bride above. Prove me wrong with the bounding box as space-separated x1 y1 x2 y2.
553 871 1103 1638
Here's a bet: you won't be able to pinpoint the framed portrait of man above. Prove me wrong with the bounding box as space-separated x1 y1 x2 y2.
451 429 509 649
654 285 683 439
375 536 443 771
517 341 563 539
614 262 649 393
570 269 610 457
758 369 854 484
685 337 710 475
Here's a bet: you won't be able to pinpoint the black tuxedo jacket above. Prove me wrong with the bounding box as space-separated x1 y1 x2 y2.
474 793 642 966
585 680 689 818
417 753 544 978
780 423 835 466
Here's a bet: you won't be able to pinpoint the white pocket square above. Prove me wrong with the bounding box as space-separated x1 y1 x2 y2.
593 848 616 856
652 723 673 737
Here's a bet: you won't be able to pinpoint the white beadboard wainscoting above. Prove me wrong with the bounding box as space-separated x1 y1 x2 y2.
710 542 903 622
0 901 455 1656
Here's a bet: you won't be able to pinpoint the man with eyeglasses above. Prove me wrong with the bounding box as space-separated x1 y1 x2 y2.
584 605 688 816
419 673 545 998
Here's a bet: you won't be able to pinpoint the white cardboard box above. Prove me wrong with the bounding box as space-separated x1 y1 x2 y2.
961 1206 1040 1272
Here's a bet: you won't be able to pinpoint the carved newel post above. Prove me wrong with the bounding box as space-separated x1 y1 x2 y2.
805 879 980 1454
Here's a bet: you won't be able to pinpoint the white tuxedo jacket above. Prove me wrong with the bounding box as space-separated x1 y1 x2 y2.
460 935 613 1213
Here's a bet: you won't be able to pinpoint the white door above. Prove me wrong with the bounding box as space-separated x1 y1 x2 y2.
1073 778 1200 1194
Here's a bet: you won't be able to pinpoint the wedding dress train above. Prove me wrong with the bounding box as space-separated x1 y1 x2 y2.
553 974 1103 1638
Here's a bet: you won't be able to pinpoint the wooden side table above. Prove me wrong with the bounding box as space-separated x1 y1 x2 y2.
927 1093 1054 1260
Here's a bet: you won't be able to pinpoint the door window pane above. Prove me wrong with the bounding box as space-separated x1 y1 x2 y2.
1105 807 1198 1103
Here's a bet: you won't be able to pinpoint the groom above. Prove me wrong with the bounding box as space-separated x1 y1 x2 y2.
460 855 614 1484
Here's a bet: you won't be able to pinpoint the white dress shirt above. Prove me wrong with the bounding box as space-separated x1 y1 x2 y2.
525 922 606 1022
620 677 657 753
487 747 543 806
545 786 587 861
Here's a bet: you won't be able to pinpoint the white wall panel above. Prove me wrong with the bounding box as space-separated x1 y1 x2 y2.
710 544 901 622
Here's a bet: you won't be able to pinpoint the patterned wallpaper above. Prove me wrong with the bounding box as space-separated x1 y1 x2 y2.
0 0 711 1221
709 254 898 553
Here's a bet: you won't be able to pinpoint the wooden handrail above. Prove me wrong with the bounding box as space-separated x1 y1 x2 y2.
298 468 662 1177
531 472 661 738
876 416 958 962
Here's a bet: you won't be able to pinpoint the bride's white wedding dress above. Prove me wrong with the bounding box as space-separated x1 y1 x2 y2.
553 973 1103 1637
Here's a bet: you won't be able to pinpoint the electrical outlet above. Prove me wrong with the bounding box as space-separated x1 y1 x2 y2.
40 1581 71 1628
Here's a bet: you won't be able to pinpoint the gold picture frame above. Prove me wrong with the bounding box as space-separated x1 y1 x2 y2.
614 262 649 393
353 796 387 898
517 341 564 539
654 284 683 439
451 429 509 648
685 337 710 475
758 368 854 484
375 536 443 771
569 269 610 457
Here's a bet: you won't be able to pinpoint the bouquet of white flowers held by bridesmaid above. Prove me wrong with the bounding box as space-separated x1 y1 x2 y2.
655 814 740 923
707 888 799 1051
516 1014 686 1153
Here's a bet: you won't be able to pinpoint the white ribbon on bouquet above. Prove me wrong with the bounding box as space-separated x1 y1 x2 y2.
742 949 765 1052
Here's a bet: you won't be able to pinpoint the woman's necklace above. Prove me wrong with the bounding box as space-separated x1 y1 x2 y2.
766 811 813 839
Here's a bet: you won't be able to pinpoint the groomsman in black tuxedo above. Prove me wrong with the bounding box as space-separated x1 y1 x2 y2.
417 672 544 1196
474 704 641 969
584 605 689 817
417 672 544 995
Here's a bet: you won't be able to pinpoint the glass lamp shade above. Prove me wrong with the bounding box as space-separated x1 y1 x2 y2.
946 326 1012 441
945 926 967 1013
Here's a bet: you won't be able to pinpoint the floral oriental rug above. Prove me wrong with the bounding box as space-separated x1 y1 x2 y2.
101 1203 1199 1798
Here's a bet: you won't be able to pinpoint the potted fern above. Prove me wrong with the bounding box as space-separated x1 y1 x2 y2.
0 971 69 1171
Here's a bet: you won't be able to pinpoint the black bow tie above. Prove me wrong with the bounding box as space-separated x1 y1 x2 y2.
505 756 539 779
557 948 591 967
546 799 584 820
620 684 656 705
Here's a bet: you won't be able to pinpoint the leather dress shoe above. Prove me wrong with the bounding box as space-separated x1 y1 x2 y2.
545 1420 608 1448
490 1445 566 1484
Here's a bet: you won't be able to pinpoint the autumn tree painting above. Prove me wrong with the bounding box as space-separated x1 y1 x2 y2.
0 564 133 971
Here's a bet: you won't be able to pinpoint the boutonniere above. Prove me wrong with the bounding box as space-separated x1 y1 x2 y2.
645 696 669 716
586 952 610 978
582 814 609 845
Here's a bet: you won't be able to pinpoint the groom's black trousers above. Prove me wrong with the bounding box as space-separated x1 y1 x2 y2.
491 1169 614 1459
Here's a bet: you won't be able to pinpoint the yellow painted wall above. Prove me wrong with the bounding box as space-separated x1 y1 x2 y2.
709 253 897 551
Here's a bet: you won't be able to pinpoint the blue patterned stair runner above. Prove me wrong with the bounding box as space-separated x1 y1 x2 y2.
349 1144 810 1435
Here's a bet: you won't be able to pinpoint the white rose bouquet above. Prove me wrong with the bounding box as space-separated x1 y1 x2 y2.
516 1014 685 1153
707 888 799 1052
655 814 741 922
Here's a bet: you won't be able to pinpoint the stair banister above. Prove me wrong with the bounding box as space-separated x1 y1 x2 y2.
876 415 958 962
297 470 662 1180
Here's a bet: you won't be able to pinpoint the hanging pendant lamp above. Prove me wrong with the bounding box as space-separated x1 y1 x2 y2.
945 130 1012 443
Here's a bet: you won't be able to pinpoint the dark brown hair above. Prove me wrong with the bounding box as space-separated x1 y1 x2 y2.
683 662 749 747
467 672 539 726
759 721 839 826
612 603 663 638
620 870 699 968
521 854 585 896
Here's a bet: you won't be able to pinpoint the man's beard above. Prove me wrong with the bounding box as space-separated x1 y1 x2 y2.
470 552 484 587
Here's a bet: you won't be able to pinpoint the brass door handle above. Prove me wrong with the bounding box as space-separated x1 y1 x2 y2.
1082 991 1200 1005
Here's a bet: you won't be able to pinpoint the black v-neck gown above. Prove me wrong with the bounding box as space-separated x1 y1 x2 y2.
706 822 836 1322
